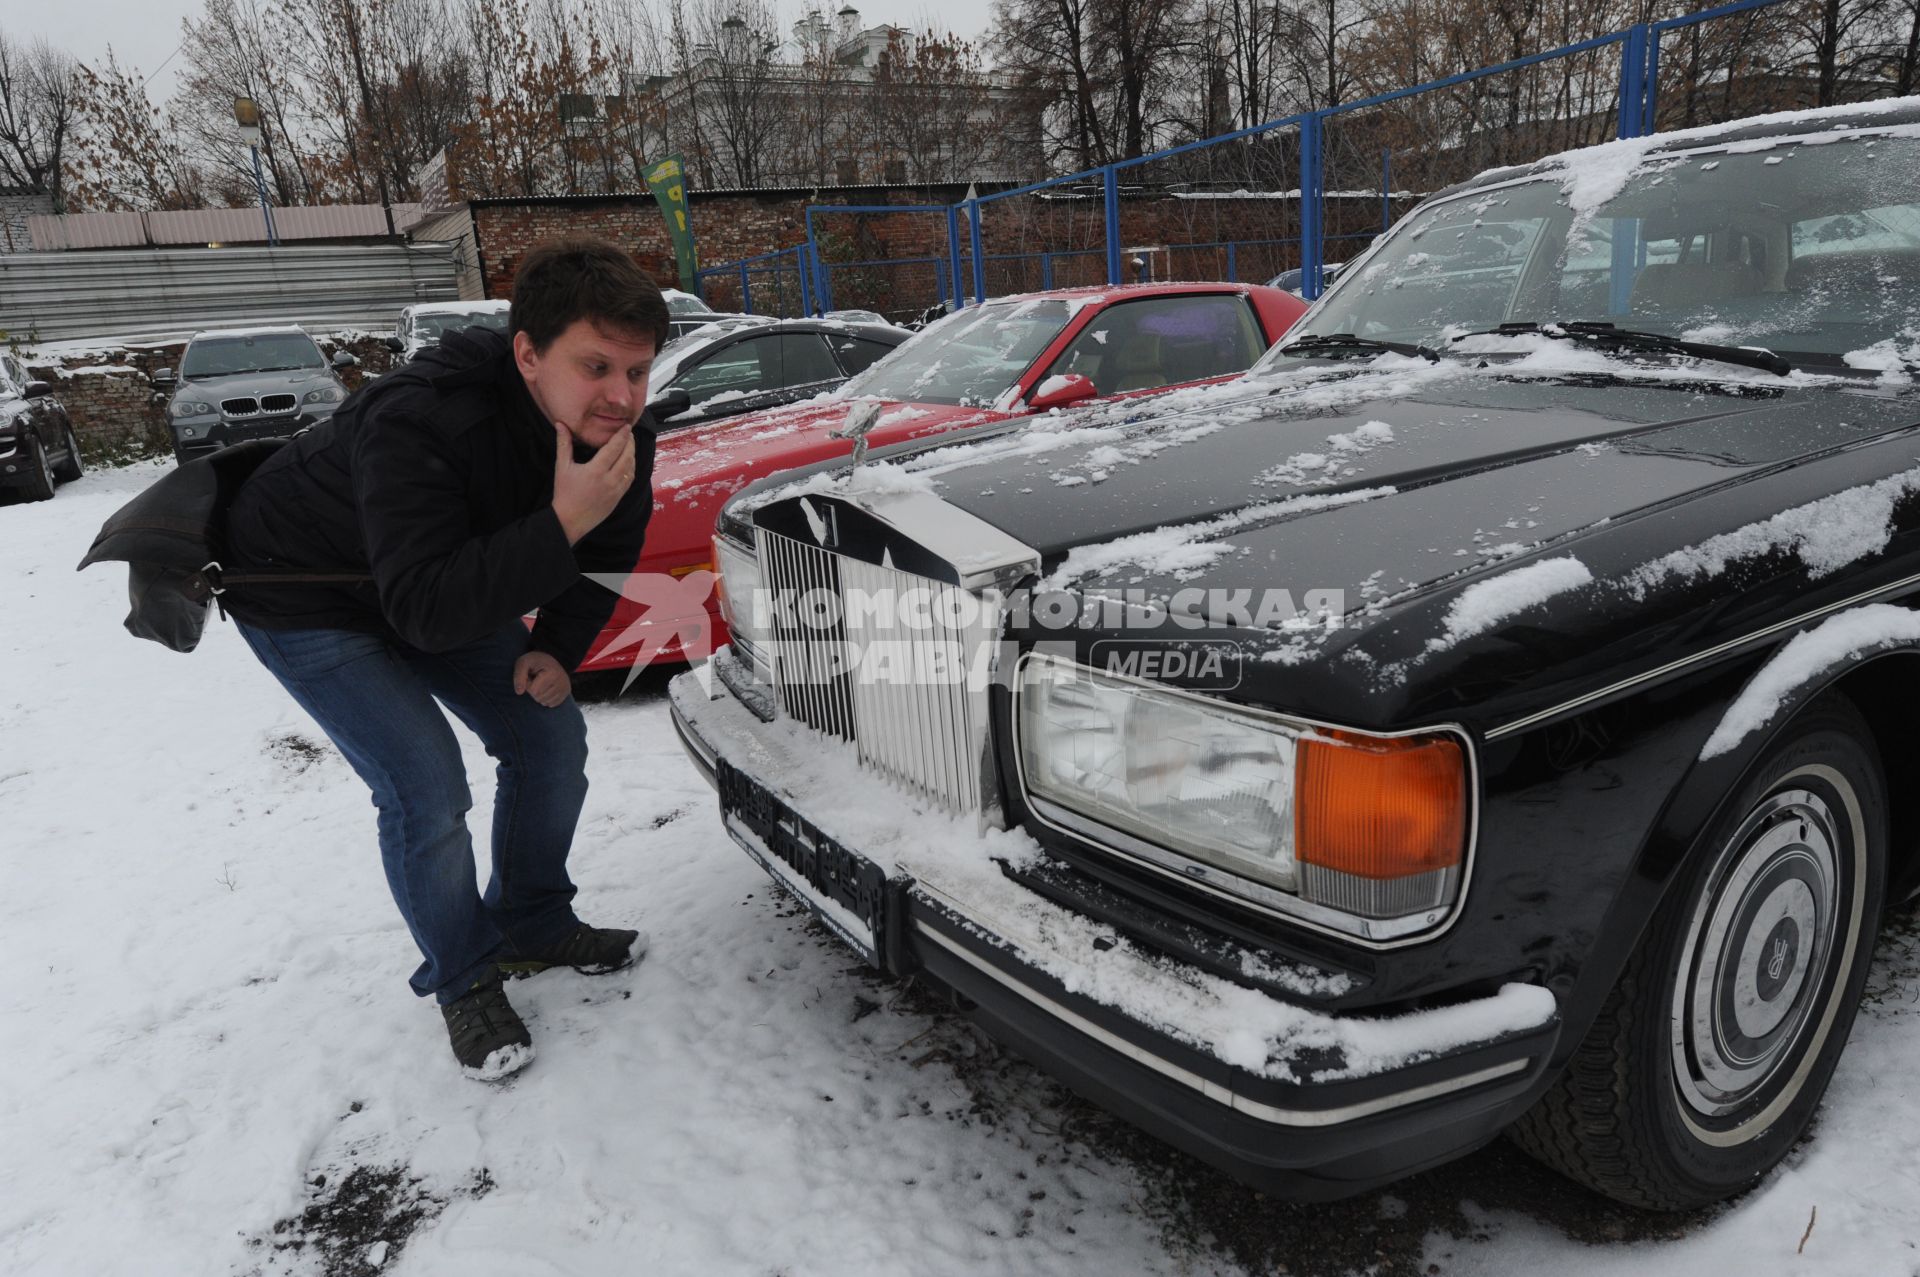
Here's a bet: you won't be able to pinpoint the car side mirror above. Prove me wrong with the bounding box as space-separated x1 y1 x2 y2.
649 387 693 421
384 336 404 354
151 367 176 388
332 350 359 369
1027 373 1098 412
22 380 51 400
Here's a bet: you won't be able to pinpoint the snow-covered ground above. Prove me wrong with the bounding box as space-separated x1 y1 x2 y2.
2 461 1917 1277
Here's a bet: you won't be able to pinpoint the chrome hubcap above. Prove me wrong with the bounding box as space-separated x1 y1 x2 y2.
1672 788 1840 1120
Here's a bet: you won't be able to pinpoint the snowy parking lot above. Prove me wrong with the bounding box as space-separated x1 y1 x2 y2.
3 460 1918 1277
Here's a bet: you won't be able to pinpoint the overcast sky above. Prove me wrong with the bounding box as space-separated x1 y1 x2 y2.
14 0 1002 105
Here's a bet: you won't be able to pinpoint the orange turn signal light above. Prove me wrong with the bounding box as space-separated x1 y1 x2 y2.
1295 731 1467 880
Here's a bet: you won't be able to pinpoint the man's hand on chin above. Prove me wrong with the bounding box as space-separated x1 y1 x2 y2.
513 650 572 707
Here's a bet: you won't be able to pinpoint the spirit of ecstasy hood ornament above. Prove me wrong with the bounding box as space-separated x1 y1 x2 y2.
829 399 885 473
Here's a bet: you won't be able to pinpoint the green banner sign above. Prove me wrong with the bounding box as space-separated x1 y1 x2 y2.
644 155 698 294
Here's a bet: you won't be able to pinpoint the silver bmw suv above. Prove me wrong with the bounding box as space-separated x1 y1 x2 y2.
154 326 356 465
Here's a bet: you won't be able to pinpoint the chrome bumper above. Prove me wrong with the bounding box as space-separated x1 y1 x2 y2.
670 661 1560 1156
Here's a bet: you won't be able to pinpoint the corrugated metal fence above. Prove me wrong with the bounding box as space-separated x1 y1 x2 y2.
0 243 462 343
24 203 429 251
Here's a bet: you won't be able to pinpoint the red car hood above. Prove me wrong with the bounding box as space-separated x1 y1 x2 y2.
645 397 1012 563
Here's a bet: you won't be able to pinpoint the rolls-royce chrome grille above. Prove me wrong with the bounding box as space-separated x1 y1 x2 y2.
758 528 1001 814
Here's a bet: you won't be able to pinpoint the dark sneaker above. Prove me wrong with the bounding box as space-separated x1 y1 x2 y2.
497 923 649 978
442 972 534 1081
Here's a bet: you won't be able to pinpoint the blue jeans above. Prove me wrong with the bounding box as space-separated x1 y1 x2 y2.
237 621 589 1003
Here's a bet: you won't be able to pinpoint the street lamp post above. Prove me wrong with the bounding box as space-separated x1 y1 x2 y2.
233 96 279 248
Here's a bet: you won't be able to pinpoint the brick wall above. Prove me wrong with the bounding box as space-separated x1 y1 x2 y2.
474 194 815 301
23 334 400 464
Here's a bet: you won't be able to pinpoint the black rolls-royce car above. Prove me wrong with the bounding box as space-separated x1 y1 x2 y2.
669 99 1920 1210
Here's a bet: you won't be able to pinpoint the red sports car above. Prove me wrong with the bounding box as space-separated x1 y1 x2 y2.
581 282 1307 671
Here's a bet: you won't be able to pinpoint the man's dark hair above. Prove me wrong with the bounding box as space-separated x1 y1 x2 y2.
509 237 670 353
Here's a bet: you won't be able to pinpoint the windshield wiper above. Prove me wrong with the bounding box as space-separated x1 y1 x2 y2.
1454 321 1792 376
1278 333 1441 363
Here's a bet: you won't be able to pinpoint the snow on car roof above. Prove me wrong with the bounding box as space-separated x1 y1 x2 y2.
1457 96 1920 204
403 300 511 317
188 325 312 340
985 281 1255 306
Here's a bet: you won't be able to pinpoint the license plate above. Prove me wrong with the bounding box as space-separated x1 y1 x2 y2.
717 758 892 967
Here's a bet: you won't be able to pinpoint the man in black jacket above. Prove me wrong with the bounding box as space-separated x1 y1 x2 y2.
223 238 664 1079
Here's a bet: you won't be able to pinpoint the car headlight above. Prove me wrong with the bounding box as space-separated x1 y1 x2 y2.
1016 652 1467 924
713 532 768 666
303 385 346 404
169 400 214 419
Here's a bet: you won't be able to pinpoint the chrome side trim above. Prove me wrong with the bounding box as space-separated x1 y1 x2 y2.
915 923 1531 1127
668 696 718 786
1010 651 1481 951
1486 571 1920 741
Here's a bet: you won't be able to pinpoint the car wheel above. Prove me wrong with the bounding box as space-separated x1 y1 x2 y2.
1508 694 1886 1210
51 423 84 483
19 432 56 501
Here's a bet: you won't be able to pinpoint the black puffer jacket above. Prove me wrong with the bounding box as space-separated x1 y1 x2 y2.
222 327 654 671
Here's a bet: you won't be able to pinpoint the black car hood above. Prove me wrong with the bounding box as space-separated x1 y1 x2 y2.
738 359 1920 729
866 367 1896 558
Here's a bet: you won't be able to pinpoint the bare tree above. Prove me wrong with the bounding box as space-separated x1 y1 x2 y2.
376 0 474 193
1269 0 1376 113
684 0 784 187
790 10 857 184
1221 0 1289 129
1792 0 1893 104
868 30 1002 184
177 0 321 205
448 0 624 197
589 0 671 191
1893 0 1920 94
0 36 77 209
271 0 378 200
1093 0 1191 157
992 0 1111 168
65 51 208 211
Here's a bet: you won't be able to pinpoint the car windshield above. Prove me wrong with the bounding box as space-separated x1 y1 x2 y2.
1264 129 1920 368
180 333 325 378
837 299 1071 405
664 292 710 314
413 311 507 341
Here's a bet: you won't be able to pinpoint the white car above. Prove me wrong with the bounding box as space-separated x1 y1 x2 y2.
662 288 711 316
386 300 513 362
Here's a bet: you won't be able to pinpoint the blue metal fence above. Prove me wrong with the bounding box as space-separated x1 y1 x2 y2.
700 0 1800 313
804 204 960 316
693 244 814 317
